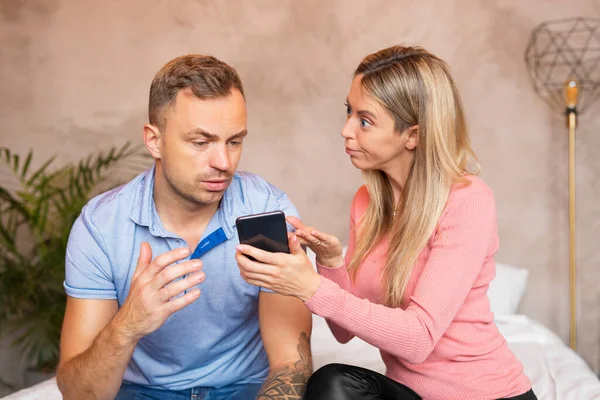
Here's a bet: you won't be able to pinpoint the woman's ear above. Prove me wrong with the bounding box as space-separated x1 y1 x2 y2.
405 125 419 150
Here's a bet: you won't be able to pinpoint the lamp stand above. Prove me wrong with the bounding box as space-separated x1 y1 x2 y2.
567 109 577 351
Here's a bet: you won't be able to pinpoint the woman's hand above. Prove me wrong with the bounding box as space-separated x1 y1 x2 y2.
236 233 322 302
286 216 344 268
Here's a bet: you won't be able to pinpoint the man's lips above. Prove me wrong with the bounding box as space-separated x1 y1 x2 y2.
201 179 230 191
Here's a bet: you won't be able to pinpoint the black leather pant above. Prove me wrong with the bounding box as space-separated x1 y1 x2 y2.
304 364 538 400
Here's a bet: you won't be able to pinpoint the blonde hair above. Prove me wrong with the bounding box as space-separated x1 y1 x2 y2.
347 45 479 307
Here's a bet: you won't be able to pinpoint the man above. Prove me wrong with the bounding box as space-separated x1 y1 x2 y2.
56 54 312 400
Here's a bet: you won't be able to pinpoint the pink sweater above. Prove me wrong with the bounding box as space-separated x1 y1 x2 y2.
305 176 532 400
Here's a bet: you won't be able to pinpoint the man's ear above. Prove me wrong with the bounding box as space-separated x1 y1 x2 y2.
405 125 419 151
143 124 162 159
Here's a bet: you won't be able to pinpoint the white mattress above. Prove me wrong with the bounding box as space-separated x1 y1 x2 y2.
3 314 599 400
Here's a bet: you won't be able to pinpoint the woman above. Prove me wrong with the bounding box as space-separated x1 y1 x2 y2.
235 45 536 399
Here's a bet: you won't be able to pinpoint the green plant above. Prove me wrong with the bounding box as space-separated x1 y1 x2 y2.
0 143 147 372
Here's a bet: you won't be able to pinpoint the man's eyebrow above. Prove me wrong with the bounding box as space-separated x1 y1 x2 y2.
227 130 248 140
185 128 218 140
185 129 248 140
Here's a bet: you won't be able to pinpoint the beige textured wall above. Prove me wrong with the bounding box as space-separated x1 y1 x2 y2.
1 0 599 392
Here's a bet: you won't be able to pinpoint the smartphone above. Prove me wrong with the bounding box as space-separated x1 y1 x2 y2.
235 211 290 257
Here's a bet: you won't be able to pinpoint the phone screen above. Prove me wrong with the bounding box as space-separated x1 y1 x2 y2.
235 211 290 254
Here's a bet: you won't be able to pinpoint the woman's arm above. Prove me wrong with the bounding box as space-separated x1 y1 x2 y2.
316 260 355 344
313 193 362 344
305 191 497 364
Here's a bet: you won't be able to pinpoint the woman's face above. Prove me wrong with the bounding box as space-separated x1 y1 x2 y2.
341 74 417 173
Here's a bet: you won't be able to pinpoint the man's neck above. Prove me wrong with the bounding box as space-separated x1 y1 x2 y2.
153 170 220 247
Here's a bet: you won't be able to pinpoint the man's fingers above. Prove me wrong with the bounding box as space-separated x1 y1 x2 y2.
146 247 191 277
133 242 153 280
153 259 203 289
159 271 205 301
163 288 201 315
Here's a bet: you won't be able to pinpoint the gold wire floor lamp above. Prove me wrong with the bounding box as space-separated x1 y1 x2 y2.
525 17 600 351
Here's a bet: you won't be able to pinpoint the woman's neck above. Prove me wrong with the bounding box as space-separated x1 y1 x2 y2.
382 153 414 205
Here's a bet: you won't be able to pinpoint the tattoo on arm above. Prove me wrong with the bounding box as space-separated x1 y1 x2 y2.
257 332 313 399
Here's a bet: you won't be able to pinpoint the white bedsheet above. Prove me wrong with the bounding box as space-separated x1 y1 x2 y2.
496 315 600 400
3 314 599 399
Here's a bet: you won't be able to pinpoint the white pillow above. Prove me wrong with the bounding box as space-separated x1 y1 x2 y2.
487 262 529 316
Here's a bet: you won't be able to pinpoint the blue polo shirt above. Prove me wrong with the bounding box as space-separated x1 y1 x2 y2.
63 165 300 390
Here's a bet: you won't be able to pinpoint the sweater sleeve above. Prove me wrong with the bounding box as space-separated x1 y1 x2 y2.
313 188 364 343
315 231 355 343
305 191 497 364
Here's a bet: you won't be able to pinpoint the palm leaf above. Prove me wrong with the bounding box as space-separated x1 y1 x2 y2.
11 154 19 175
20 151 33 181
0 142 146 371
25 156 57 187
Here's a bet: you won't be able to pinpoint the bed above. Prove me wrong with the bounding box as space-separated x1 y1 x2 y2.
2 254 600 400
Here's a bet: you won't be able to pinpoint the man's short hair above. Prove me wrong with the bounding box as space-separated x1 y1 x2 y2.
148 55 245 130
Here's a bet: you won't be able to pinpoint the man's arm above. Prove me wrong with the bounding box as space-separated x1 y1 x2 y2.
57 243 203 400
56 297 134 400
257 292 313 400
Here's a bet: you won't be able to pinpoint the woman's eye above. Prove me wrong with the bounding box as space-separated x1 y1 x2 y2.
361 119 372 128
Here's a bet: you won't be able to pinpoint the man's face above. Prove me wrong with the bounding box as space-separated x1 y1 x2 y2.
153 87 247 207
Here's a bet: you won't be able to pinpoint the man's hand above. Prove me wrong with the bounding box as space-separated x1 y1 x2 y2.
115 242 205 341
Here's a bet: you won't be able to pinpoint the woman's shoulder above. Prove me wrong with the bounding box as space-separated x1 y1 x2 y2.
351 185 370 217
353 184 369 203
446 174 496 212
351 175 495 215
451 174 493 194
